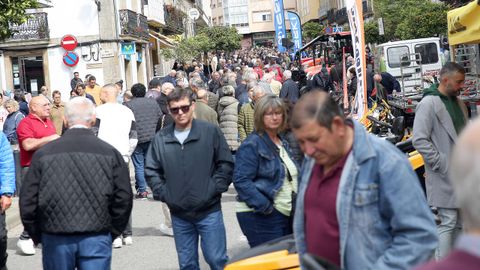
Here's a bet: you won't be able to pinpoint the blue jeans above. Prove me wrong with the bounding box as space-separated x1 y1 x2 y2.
131 142 150 193
42 232 112 270
435 208 462 259
171 210 228 270
237 209 292 248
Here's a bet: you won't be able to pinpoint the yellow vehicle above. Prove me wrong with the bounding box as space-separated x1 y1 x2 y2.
225 138 426 270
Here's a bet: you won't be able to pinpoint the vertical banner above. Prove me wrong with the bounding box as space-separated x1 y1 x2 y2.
346 0 368 118
342 47 349 110
273 0 287 53
287 11 303 54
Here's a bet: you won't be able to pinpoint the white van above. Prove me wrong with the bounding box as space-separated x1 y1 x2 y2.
376 37 443 94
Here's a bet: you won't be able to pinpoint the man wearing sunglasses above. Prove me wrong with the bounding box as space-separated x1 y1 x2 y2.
145 88 234 270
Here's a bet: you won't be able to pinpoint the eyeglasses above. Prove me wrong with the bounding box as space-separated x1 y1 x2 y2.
169 104 191 115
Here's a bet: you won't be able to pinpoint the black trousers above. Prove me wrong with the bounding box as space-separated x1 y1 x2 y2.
0 212 8 269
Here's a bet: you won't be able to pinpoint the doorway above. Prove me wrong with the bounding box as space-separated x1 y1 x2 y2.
12 56 45 96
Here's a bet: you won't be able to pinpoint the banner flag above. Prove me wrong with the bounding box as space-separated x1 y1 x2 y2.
346 0 368 118
273 0 287 53
342 47 349 110
287 11 303 54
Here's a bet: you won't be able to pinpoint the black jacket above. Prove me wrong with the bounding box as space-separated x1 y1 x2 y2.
145 119 233 222
380 72 401 94
125 97 163 143
20 128 133 244
312 72 334 92
156 93 174 129
280 79 299 103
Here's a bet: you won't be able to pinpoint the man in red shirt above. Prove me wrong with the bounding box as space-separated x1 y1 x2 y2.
16 95 59 255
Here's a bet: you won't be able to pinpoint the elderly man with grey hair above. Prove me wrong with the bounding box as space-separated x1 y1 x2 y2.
280 70 299 103
163 70 177 87
415 118 480 269
20 97 133 269
190 78 219 110
236 71 257 105
237 84 270 141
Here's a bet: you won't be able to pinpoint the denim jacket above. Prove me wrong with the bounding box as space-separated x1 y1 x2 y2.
293 121 437 269
233 131 299 214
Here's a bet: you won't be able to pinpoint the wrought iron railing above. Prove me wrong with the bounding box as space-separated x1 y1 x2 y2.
119 9 149 40
8 12 49 41
164 5 186 34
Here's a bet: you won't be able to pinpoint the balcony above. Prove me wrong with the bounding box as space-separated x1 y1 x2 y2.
362 0 374 17
119 9 149 41
7 12 49 42
144 0 166 27
335 7 348 25
163 5 186 35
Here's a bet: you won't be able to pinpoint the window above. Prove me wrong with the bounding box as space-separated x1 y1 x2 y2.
252 11 272 22
387 46 410 68
415 43 439 65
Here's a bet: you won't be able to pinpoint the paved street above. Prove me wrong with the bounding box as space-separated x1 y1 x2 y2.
5 185 249 270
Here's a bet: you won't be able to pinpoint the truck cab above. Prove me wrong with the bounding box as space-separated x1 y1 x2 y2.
376 37 443 94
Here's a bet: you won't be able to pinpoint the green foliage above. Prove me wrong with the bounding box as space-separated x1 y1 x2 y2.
303 21 324 40
370 0 448 43
0 0 40 40
162 26 241 63
161 33 214 63
198 26 241 52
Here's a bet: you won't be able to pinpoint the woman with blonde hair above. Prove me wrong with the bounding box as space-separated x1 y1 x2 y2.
3 99 24 194
233 95 299 247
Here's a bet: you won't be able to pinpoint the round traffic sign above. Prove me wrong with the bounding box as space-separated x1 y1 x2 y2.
188 8 200 20
61 35 78 51
63 51 80 67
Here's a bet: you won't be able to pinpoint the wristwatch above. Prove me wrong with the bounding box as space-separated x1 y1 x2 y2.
2 193 12 198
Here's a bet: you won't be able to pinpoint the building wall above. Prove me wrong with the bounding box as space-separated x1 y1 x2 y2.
0 0 151 101
248 0 296 33
296 0 320 24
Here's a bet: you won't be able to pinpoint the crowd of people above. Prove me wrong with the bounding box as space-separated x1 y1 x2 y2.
0 46 477 270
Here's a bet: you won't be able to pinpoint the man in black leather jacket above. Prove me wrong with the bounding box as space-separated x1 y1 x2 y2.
145 88 233 270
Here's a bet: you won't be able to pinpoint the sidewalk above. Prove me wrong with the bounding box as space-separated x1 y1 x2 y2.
6 197 21 230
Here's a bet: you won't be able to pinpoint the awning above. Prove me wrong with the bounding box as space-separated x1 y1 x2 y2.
447 0 480 45
148 31 176 48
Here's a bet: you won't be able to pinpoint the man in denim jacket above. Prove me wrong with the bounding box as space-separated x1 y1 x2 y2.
291 91 437 269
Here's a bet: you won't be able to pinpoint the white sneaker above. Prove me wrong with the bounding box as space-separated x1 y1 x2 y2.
159 223 174 236
17 238 35 255
123 236 133 246
112 237 122 248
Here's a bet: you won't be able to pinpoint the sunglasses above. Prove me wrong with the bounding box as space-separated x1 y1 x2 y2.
169 104 191 115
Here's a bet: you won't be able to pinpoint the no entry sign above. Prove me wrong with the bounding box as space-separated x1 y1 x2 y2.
63 51 80 67
61 35 78 51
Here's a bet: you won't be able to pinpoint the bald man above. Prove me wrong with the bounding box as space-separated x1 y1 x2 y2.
95 84 137 248
194 89 218 125
16 95 60 255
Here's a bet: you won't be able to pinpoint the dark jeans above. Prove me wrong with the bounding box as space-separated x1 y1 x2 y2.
20 167 30 241
42 232 112 270
131 142 150 193
171 210 228 270
237 209 292 248
0 212 7 269
13 149 21 196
